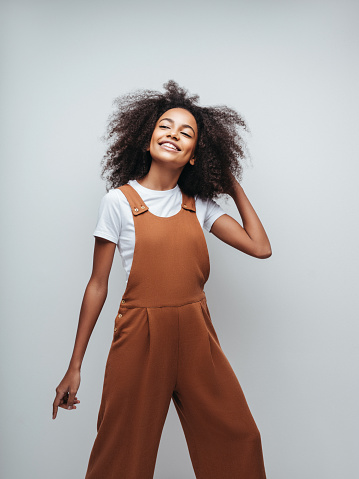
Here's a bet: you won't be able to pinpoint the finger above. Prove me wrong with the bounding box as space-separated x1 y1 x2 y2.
53 390 66 419
67 390 77 410
58 396 80 410
59 403 77 410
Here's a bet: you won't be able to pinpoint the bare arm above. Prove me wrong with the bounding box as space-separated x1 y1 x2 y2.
52 237 116 419
210 175 272 259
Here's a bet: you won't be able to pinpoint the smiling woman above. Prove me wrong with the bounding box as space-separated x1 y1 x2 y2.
53 80 271 479
99 80 248 200
149 108 198 168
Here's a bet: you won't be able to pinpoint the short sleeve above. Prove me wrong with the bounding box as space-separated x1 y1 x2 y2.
203 198 226 232
93 190 122 244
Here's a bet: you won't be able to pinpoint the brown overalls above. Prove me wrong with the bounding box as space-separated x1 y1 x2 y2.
85 184 267 479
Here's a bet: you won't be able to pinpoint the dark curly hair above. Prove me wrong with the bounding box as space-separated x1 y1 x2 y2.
100 80 249 200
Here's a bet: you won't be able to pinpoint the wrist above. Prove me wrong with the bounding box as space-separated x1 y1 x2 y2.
68 361 82 372
228 181 242 198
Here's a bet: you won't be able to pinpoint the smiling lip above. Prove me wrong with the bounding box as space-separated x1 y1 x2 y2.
159 141 181 151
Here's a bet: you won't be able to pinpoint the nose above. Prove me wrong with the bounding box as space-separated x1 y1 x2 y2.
168 129 179 140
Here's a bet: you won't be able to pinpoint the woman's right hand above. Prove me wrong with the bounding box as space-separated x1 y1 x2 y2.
52 368 81 419
51 238 116 420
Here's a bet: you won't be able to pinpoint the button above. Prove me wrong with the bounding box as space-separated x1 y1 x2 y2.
121 299 125 304
141 205 145 209
118 313 122 318
134 207 139 212
114 327 117 332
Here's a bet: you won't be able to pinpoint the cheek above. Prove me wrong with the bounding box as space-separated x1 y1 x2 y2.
188 140 197 155
147 132 157 150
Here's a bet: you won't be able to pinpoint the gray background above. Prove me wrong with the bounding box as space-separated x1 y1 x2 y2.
1 0 358 478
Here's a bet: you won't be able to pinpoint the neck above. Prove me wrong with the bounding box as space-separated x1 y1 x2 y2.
137 164 182 191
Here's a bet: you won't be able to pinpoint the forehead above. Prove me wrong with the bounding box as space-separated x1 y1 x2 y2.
157 108 197 129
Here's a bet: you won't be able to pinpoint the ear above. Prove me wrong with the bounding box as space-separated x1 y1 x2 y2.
189 156 196 166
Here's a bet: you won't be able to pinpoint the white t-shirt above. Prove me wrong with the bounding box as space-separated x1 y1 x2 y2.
93 179 226 282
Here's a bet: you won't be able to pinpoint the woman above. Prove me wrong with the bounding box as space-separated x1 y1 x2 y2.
53 81 271 479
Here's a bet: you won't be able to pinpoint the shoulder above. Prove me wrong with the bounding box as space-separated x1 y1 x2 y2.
194 195 224 213
194 194 226 232
99 187 131 211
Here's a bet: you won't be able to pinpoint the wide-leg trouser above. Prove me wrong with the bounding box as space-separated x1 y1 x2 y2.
85 297 267 479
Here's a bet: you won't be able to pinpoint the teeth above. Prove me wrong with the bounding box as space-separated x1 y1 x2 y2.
162 142 178 150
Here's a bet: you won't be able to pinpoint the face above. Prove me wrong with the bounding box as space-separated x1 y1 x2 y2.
147 108 198 169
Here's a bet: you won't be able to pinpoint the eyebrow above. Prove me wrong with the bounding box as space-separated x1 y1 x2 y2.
159 118 196 135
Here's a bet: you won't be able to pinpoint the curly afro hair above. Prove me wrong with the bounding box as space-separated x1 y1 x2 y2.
100 80 249 200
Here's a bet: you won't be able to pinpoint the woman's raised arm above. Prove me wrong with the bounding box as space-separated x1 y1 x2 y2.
210 176 272 259
52 237 116 419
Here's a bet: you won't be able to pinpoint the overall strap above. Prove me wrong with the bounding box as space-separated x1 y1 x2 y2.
181 191 196 212
117 184 149 216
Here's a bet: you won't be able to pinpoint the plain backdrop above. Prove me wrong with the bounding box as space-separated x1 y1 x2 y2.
1 1 358 478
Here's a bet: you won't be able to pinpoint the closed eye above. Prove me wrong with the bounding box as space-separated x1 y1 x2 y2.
159 125 191 137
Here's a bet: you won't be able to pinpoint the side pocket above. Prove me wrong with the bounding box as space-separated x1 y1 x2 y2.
200 298 221 348
200 298 213 324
